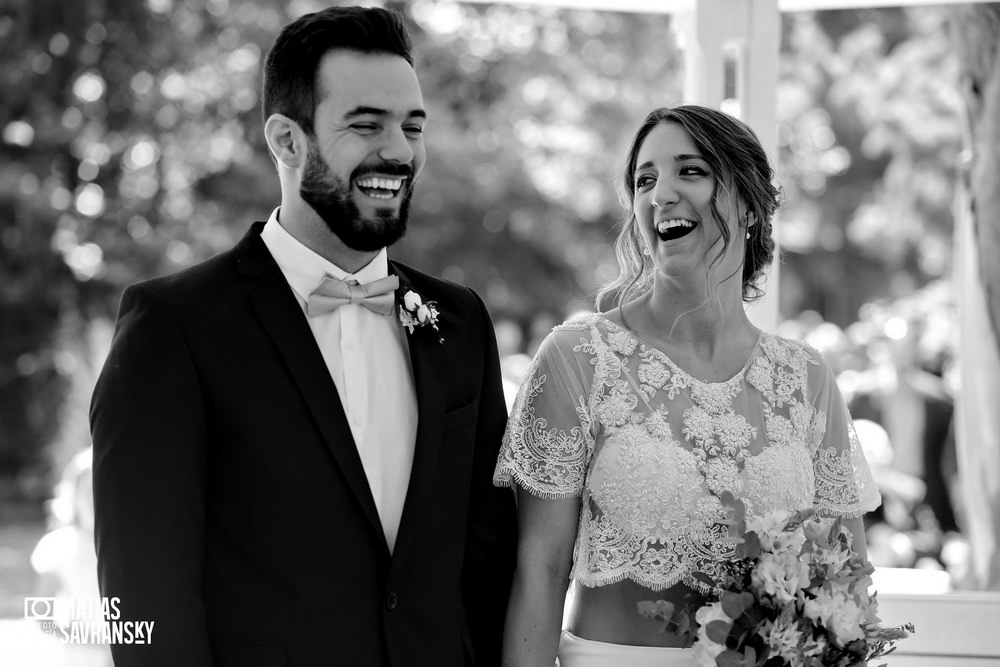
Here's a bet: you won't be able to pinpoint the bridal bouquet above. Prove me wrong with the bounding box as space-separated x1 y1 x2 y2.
641 492 913 667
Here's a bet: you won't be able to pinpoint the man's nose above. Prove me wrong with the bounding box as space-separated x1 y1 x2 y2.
377 125 415 165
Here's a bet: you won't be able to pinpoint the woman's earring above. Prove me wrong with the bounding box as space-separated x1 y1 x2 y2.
746 230 751 240
643 246 651 256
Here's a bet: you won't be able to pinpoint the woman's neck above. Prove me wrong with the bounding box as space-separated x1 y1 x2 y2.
622 280 758 366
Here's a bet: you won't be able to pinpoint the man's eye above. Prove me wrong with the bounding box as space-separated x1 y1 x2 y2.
403 125 424 136
351 124 379 134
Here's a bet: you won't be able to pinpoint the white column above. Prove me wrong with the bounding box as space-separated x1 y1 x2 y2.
744 0 781 333
674 0 781 332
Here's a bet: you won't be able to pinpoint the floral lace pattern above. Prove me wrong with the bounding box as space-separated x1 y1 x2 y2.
494 314 880 593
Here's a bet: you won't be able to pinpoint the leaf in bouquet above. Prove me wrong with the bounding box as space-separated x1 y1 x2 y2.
675 608 693 636
719 490 748 538
707 620 732 644
693 570 719 589
844 637 867 657
737 530 762 560
747 607 769 630
802 518 830 546
716 650 748 667
721 591 754 619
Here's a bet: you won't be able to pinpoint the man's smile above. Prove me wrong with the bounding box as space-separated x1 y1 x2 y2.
354 174 407 201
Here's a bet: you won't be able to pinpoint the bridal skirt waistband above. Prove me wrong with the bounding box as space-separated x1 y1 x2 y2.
557 630 696 667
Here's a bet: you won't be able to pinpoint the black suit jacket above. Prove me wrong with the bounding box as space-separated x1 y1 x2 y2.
90 222 517 667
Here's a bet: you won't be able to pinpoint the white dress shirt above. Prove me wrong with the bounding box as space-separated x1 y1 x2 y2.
261 209 418 552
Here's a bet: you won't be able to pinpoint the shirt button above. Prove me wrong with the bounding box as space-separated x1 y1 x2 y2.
385 591 398 611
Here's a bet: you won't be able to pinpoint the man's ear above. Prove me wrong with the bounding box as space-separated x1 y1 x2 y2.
264 114 306 170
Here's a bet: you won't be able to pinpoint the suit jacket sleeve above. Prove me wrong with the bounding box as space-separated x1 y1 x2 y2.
461 289 518 667
90 283 214 666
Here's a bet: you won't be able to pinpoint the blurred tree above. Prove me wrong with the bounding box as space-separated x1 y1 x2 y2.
776 8 961 326
0 0 278 498
0 0 970 502
948 3 1000 592
0 0 684 495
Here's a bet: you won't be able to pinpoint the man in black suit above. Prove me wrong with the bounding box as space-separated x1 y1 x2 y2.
90 7 517 666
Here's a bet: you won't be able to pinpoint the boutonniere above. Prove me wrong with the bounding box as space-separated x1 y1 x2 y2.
397 284 444 344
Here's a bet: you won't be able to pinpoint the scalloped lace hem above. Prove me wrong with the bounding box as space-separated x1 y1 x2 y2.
572 568 713 594
493 468 582 500
813 494 882 519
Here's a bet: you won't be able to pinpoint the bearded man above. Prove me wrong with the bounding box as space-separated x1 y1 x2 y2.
90 7 517 666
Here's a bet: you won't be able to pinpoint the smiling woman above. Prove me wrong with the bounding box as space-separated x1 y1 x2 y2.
494 105 880 667
602 106 780 316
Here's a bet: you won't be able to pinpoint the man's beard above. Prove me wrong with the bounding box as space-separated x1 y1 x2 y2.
299 148 413 252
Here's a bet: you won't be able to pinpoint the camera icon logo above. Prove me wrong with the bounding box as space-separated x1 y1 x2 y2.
24 597 57 620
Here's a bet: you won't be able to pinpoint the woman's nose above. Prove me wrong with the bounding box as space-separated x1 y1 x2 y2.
650 178 678 208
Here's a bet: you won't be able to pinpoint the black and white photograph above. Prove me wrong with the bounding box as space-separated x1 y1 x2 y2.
0 1 998 665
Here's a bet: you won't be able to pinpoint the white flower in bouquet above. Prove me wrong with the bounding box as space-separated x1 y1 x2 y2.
747 511 805 555
692 603 729 663
804 588 867 644
807 538 853 576
761 614 804 663
752 551 811 604
646 491 914 667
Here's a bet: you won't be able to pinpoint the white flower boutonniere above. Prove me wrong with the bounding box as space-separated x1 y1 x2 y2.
397 284 444 344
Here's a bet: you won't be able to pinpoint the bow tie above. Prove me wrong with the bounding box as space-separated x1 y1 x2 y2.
307 275 399 317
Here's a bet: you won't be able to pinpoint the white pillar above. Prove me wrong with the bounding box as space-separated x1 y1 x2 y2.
674 0 781 332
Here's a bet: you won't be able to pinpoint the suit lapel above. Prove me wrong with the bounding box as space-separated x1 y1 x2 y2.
390 262 446 559
235 224 387 551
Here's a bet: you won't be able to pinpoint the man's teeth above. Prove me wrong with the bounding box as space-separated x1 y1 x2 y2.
656 219 695 234
356 176 404 192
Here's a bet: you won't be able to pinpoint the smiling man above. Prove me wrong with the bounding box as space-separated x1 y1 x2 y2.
90 7 517 667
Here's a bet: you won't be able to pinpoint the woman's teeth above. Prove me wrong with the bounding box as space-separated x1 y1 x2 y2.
655 218 697 241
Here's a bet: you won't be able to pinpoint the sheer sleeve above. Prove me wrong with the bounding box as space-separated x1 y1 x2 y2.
494 323 597 499
805 350 882 517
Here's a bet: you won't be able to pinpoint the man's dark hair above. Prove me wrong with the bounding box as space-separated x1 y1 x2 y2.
262 6 413 136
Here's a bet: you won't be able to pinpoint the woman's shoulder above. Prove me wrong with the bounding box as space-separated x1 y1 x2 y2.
758 331 826 367
553 311 603 330
528 312 620 361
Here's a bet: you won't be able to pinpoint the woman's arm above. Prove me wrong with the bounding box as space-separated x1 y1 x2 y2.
842 515 869 561
502 490 580 667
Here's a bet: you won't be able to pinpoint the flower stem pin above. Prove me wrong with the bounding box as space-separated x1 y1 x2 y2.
397 285 444 344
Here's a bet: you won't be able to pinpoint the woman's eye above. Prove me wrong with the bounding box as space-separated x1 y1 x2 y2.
635 174 655 189
680 165 708 177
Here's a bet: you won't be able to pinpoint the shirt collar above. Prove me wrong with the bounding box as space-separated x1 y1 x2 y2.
261 207 389 303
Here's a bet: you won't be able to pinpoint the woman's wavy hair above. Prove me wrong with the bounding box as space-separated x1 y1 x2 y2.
595 105 781 313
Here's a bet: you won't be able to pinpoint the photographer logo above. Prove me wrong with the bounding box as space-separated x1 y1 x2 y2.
23 597 154 645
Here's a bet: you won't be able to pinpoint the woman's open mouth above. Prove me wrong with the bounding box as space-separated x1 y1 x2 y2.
655 218 698 242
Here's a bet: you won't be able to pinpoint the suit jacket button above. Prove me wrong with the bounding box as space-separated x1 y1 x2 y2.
385 591 398 611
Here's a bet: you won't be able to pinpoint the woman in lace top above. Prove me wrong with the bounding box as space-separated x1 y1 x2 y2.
494 106 880 667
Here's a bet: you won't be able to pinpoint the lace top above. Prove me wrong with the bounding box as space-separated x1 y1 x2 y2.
494 314 880 593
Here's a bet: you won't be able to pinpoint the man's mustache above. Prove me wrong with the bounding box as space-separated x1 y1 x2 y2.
352 163 413 180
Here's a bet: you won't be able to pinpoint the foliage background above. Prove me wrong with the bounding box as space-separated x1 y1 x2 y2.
0 0 962 501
